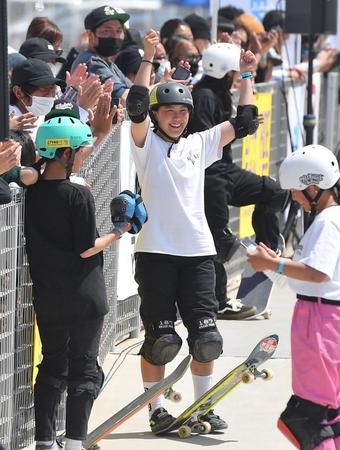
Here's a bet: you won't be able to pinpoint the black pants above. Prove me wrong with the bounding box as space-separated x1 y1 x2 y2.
204 160 287 304
34 315 104 441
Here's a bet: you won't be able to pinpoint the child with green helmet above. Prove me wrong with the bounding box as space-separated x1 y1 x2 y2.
25 114 129 450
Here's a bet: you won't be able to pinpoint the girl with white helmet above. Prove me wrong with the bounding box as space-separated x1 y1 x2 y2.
248 144 340 450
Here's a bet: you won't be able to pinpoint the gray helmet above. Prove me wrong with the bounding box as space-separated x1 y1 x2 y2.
149 82 193 111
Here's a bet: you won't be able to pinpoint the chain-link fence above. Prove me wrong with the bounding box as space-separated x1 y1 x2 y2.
0 73 340 449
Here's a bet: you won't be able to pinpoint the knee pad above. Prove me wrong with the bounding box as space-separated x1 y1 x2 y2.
278 395 334 449
141 320 182 366
188 318 223 363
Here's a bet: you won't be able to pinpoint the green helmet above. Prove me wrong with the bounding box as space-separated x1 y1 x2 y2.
35 116 93 160
149 82 193 111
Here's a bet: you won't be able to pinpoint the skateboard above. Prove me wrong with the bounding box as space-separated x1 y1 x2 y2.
237 264 273 319
154 334 279 438
83 355 192 449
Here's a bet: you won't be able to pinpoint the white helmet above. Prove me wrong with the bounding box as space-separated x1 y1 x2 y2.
202 43 240 79
279 144 340 190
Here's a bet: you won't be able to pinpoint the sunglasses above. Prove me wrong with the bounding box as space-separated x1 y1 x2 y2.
55 48 64 57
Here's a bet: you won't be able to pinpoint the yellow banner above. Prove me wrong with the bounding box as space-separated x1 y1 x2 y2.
239 92 273 238
32 317 42 388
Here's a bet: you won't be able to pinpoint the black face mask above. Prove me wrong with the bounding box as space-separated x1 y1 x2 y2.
95 37 123 57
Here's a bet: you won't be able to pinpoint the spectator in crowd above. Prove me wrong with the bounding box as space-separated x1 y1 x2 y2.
184 13 211 55
126 29 258 433
26 16 63 52
248 145 340 450
152 43 171 83
71 5 132 103
115 45 143 82
188 42 287 319
218 5 244 22
167 35 201 78
9 59 64 141
19 37 66 77
160 18 193 53
25 109 129 450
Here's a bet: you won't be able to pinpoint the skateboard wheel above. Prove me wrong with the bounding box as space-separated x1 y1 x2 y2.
241 371 255 384
263 310 271 320
261 368 273 380
199 421 211 434
178 425 192 438
169 390 182 403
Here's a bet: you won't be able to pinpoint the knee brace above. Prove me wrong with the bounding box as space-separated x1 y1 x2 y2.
141 320 182 366
188 318 223 363
278 395 334 450
126 85 150 123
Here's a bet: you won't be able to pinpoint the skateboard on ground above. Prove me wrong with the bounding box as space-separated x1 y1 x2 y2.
83 355 192 449
154 334 279 438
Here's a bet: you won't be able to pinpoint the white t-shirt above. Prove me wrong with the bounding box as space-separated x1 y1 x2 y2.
288 205 340 300
129 124 223 256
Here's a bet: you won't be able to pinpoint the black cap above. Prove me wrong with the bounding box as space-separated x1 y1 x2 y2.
184 14 211 41
11 59 65 89
19 37 66 63
45 100 80 121
115 45 142 76
84 5 130 31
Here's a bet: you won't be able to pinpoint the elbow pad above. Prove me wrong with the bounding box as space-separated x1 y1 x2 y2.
229 105 259 139
126 85 150 123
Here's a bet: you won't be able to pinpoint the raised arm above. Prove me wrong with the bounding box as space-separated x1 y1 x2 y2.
219 50 258 148
126 30 160 148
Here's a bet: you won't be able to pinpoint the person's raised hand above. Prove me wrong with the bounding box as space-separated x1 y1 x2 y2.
9 112 38 131
0 140 22 175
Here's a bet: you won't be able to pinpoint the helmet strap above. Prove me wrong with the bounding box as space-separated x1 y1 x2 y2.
302 188 324 225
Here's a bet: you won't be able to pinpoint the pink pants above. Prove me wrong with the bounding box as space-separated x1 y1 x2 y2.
291 298 340 449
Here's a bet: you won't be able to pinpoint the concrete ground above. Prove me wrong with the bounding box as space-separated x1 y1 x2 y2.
84 281 295 450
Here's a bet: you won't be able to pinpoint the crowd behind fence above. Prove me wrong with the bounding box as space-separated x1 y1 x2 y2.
0 73 339 449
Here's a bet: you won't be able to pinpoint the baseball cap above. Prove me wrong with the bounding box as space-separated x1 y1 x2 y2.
84 5 130 31
11 59 65 88
45 100 80 121
19 37 66 63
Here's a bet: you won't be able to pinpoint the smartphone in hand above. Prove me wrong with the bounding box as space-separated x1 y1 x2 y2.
172 65 191 80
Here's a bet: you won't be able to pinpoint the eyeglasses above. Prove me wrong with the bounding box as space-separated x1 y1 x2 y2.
55 48 64 57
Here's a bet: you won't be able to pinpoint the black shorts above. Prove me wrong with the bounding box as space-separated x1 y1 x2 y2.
134 252 218 333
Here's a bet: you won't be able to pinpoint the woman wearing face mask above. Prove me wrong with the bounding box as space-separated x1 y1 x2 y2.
71 5 132 104
10 59 64 138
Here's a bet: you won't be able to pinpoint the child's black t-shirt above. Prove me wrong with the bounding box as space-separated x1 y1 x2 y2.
25 179 109 322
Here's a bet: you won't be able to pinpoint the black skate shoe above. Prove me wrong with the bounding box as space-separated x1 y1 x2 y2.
217 298 257 320
200 410 228 431
149 407 175 433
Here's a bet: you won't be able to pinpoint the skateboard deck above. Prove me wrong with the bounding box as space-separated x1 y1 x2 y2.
236 262 273 319
83 355 192 449
154 334 279 438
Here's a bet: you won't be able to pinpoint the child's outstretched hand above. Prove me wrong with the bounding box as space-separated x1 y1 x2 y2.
240 49 257 73
143 29 160 61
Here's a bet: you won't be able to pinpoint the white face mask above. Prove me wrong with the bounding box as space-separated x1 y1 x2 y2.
26 95 55 117
155 60 171 83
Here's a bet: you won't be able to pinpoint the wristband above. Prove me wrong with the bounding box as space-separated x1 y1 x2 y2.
240 71 253 80
141 59 153 65
276 259 285 274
